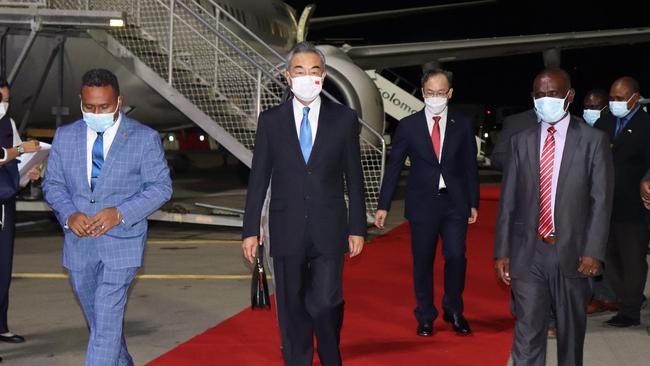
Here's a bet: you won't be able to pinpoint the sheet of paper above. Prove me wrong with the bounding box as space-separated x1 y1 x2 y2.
17 142 51 187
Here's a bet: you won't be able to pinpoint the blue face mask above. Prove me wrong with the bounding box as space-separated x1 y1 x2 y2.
609 94 635 118
533 91 570 124
81 100 120 133
582 108 604 126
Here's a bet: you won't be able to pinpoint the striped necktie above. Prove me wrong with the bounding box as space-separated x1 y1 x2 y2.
90 132 104 191
538 126 556 238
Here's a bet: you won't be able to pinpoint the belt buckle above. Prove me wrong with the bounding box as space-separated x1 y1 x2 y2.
536 233 556 244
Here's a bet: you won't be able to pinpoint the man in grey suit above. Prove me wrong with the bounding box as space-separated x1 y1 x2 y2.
494 68 614 366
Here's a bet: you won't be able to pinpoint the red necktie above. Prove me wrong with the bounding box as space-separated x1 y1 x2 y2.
538 126 556 238
431 116 441 160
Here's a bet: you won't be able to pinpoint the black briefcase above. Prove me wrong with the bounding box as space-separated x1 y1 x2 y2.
251 244 271 309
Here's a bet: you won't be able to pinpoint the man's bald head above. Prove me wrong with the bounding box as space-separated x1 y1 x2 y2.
533 68 572 93
532 68 575 108
610 76 640 111
584 89 608 111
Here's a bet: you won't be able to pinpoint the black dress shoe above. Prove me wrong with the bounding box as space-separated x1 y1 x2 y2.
0 333 25 343
443 313 472 335
604 314 640 328
417 321 434 337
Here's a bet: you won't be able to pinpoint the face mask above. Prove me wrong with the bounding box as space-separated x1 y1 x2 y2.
290 75 323 102
424 96 448 115
609 94 636 118
81 99 120 133
582 108 604 126
533 91 570 124
0 102 8 120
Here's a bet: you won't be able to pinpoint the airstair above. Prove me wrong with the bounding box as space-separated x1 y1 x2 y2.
1 0 386 220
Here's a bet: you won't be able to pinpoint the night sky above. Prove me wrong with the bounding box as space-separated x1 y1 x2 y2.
285 0 650 118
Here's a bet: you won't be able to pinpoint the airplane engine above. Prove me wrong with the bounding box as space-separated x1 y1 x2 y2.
316 45 385 146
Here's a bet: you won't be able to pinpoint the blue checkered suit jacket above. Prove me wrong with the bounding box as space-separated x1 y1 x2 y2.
43 116 172 270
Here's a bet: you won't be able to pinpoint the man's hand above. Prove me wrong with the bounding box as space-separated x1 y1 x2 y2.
87 208 122 237
242 236 259 264
641 181 650 209
578 256 602 277
20 140 40 154
68 212 92 237
349 235 364 257
374 209 388 229
495 257 511 285
468 208 478 224
27 166 41 182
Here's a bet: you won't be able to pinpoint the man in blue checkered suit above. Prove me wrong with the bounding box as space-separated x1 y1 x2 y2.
43 69 172 366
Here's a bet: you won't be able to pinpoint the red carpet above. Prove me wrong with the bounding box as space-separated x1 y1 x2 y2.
149 191 513 365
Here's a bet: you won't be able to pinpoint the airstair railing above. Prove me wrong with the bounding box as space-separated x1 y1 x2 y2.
9 0 386 214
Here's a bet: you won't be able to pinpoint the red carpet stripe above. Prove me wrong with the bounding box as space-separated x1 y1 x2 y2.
149 193 513 365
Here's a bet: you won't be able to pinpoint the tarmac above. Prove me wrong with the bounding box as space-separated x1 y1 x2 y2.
1 169 649 365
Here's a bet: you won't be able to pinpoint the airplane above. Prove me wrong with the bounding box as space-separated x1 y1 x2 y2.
3 0 650 151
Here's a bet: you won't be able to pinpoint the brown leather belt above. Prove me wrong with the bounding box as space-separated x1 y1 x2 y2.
536 234 556 244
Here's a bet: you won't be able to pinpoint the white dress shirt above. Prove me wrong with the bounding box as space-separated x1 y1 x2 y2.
424 106 448 189
86 114 122 187
539 112 570 231
292 96 321 144
0 118 22 229
0 118 22 163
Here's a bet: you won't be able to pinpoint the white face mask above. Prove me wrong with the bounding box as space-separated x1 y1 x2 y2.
533 91 570 124
582 108 604 126
609 94 636 118
81 99 121 133
0 102 8 119
424 96 448 115
290 75 324 102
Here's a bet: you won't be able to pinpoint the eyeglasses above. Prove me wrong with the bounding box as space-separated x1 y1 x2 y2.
423 90 450 98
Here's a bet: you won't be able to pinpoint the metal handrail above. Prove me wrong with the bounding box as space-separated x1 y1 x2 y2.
173 0 385 145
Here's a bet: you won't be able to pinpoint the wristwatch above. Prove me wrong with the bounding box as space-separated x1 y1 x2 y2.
16 145 25 155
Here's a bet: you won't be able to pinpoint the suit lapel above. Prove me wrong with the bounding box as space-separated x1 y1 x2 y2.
613 112 639 146
283 100 307 166
440 115 456 164
307 100 328 167
93 116 131 193
77 122 91 194
526 123 541 191
556 118 581 201
416 111 437 165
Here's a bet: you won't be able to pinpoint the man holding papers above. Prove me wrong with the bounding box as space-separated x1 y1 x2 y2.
0 78 41 345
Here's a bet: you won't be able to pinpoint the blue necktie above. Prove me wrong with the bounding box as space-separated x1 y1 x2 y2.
299 106 312 163
90 132 104 191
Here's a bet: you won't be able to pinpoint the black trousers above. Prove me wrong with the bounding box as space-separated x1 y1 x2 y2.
511 241 590 366
605 222 649 320
408 195 468 323
273 241 345 366
0 200 16 334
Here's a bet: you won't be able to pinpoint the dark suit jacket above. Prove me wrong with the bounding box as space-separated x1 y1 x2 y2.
490 109 538 171
377 107 479 223
494 117 614 278
242 99 367 257
595 107 650 223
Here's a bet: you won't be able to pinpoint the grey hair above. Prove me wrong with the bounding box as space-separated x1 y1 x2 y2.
285 41 326 71
421 68 453 89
